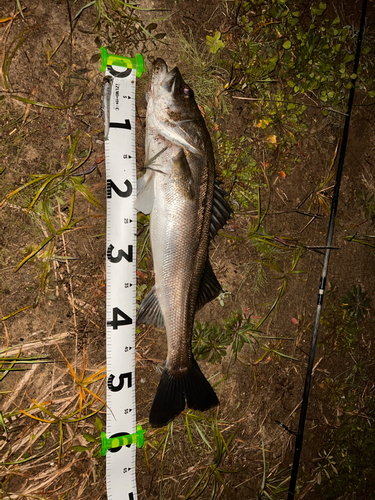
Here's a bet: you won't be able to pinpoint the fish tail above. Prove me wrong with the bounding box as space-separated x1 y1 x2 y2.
149 358 219 427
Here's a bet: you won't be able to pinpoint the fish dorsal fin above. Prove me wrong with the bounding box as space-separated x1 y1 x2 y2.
137 260 222 328
135 170 155 214
196 259 222 311
210 179 232 240
137 285 165 329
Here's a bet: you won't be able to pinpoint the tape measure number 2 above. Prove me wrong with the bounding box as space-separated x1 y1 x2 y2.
101 48 145 500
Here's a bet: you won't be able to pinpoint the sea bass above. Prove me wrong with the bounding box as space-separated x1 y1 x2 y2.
136 59 231 427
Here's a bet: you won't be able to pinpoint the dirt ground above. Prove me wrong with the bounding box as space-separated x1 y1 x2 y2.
1 1 374 499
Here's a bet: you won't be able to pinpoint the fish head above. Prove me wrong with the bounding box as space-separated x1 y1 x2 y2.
147 58 207 156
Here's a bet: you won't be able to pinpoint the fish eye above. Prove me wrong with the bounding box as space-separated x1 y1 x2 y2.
181 85 193 98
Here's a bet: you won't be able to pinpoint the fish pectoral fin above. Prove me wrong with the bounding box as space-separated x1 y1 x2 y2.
137 285 165 329
209 179 233 240
196 259 222 311
171 149 195 200
135 170 155 215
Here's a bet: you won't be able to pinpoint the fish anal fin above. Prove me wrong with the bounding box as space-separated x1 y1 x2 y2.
196 259 222 311
137 286 165 329
149 358 219 427
171 149 195 200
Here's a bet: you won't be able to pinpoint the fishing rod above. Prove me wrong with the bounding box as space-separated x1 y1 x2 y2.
287 0 368 497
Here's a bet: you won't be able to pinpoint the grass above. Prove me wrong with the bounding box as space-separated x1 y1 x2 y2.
0 128 103 300
310 285 374 498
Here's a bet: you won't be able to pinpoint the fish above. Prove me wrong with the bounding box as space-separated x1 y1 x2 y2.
135 58 232 427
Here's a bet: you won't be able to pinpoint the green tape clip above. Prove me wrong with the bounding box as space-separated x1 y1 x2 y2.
100 425 145 456
100 47 144 77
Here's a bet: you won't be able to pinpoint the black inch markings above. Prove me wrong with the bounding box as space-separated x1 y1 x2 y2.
104 59 138 500
107 307 132 329
110 119 131 130
108 372 132 392
107 244 133 263
107 179 132 198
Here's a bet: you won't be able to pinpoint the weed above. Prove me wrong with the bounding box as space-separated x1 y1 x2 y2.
78 0 167 55
214 131 261 209
173 30 230 116
344 234 375 256
317 360 375 498
71 416 104 457
206 31 226 54
0 129 102 297
339 285 370 322
258 428 290 499
184 416 243 499
0 348 51 386
321 283 370 350
193 308 296 365
355 189 375 224
230 0 374 109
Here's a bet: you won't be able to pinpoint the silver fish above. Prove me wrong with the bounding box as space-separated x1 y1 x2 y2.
136 59 232 427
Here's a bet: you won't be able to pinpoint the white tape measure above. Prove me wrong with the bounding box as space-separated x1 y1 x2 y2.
100 48 145 500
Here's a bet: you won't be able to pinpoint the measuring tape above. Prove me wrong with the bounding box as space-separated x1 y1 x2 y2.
100 47 145 500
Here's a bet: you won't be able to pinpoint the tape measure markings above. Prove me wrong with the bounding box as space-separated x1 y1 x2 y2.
103 58 141 500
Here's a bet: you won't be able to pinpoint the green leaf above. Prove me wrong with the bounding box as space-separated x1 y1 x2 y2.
83 432 96 443
283 40 291 50
368 90 375 98
206 31 225 54
95 416 103 432
72 445 90 452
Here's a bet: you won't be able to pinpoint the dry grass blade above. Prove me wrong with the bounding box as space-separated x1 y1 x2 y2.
54 343 106 417
46 35 65 64
8 92 84 109
0 304 33 321
2 25 39 89
0 174 52 208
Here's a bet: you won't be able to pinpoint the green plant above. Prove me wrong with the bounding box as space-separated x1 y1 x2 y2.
71 416 104 457
74 0 167 53
258 429 290 499
317 360 375 498
214 131 261 209
184 417 243 499
339 285 370 322
0 347 51 386
206 31 225 54
313 448 338 487
321 284 370 350
0 130 102 296
344 234 375 256
355 189 375 224
173 29 230 116
193 308 296 365
231 1 374 110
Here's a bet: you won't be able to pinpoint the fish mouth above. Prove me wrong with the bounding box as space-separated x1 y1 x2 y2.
152 58 181 94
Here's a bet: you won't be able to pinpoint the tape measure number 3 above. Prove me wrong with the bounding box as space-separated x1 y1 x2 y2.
101 47 145 500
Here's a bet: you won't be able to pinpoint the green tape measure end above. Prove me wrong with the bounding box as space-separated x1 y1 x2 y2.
100 47 144 77
100 425 145 456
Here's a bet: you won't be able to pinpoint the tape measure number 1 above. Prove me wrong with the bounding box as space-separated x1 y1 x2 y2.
101 47 145 500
